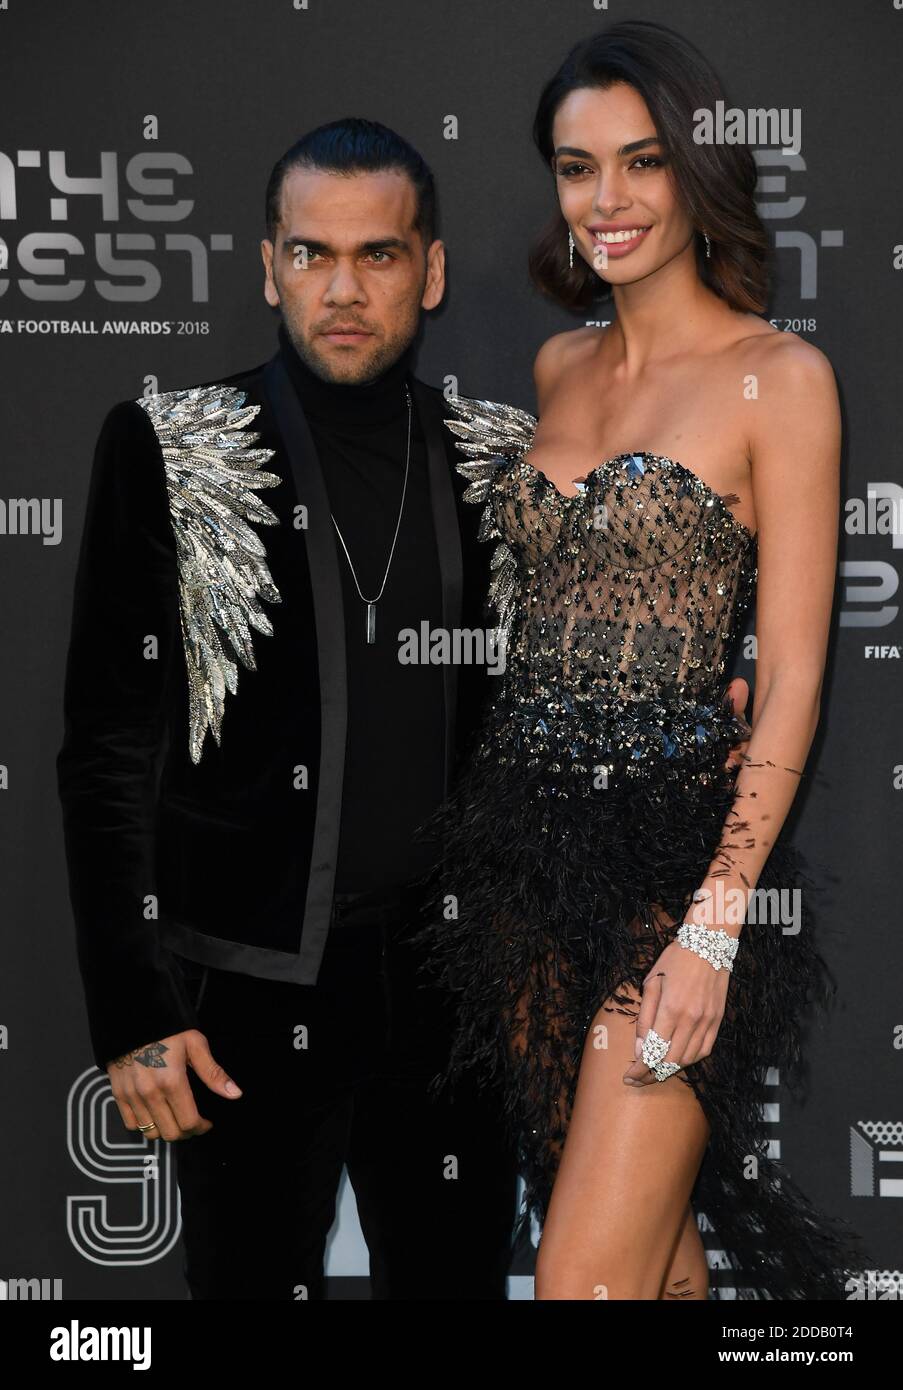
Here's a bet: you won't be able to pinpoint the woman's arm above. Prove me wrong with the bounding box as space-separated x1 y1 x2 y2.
686 334 841 934
625 335 842 1085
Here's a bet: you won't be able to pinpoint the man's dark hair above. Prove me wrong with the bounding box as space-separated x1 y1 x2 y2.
264 117 437 251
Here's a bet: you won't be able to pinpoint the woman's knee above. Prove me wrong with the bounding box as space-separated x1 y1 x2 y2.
534 1239 665 1300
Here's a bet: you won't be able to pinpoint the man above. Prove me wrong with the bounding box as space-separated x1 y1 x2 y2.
56 117 749 1301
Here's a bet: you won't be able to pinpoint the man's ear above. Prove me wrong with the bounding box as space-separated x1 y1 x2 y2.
422 238 446 311
261 239 279 309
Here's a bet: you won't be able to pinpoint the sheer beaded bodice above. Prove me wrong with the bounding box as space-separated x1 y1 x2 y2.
445 395 758 781
447 395 758 705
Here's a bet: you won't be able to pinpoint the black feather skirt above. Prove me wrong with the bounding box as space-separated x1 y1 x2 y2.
409 684 872 1300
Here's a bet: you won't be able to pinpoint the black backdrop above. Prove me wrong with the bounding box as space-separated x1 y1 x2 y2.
0 0 900 1301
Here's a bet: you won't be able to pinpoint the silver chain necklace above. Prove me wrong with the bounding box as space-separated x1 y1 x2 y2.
330 383 412 644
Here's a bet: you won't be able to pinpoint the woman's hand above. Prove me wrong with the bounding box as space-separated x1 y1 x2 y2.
724 675 752 772
622 937 731 1087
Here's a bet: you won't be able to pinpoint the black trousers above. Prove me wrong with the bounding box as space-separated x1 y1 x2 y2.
172 886 520 1300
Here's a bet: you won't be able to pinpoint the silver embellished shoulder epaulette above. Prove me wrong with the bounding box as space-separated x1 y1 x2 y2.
443 393 538 506
136 384 284 765
443 393 538 654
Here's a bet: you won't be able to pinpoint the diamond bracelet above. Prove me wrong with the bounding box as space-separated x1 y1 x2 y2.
676 922 739 973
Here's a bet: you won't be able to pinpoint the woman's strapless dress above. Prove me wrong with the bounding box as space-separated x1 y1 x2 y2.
410 393 872 1300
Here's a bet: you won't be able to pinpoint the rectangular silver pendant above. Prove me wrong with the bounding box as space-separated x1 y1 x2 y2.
366 602 376 643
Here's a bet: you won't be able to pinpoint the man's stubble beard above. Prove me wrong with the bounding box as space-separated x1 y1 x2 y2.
278 292 422 388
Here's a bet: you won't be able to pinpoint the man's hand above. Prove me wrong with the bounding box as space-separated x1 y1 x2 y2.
723 676 752 772
107 1030 242 1141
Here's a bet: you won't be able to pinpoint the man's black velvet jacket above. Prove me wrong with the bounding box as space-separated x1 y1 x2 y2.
56 342 493 1070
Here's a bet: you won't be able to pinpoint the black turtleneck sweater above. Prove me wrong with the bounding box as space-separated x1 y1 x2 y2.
277 322 445 894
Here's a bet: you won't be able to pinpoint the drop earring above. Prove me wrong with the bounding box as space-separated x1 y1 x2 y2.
568 228 575 269
704 232 712 259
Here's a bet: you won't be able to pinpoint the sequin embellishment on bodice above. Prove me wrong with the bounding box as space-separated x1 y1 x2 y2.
445 395 758 782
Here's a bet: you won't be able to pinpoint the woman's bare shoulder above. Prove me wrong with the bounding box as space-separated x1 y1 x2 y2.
532 326 605 403
736 326 840 482
730 317 835 377
746 327 837 400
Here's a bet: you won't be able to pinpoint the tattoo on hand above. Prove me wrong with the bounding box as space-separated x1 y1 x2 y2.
112 1041 169 1069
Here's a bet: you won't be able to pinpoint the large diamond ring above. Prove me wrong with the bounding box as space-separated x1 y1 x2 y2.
641 1028 682 1082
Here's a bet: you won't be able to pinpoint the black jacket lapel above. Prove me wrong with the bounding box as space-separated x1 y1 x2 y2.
409 378 464 794
263 353 346 976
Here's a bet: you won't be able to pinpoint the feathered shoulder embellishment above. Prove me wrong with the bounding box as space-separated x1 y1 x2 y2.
443 393 538 509
136 385 283 764
443 393 537 654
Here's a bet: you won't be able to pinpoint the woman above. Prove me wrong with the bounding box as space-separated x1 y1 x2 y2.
412 20 872 1300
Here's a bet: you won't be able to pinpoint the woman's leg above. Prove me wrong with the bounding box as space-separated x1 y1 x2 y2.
658 1203 709 1300
534 981 711 1300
